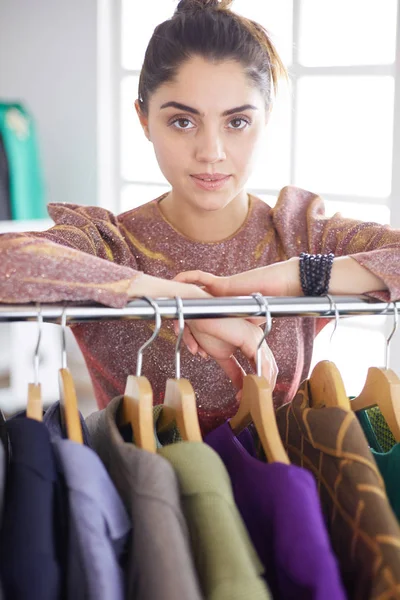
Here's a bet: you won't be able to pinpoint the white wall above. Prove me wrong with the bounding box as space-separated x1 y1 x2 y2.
0 0 98 207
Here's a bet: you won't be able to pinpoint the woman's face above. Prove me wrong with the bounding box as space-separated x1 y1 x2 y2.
136 55 268 212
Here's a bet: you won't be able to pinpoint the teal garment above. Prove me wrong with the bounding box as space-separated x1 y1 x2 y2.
355 409 383 453
0 103 46 220
371 445 400 523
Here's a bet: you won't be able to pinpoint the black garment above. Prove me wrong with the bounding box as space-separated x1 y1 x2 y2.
0 134 11 220
0 417 62 599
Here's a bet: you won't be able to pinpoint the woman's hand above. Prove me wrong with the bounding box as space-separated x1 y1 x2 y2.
180 317 278 393
173 259 301 297
128 273 278 392
128 273 212 300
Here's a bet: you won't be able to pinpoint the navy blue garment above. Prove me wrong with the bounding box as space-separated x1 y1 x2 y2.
0 417 62 600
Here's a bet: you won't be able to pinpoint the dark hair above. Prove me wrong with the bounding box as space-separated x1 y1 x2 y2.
137 0 287 116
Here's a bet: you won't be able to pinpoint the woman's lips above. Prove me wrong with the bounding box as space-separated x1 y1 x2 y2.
190 174 231 191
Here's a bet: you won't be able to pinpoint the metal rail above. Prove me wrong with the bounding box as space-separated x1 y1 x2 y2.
0 296 396 323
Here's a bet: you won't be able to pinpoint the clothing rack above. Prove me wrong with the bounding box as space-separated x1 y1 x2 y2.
0 295 397 323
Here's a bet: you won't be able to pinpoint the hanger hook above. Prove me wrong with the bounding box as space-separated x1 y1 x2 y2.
325 294 339 346
252 293 272 378
60 306 68 370
385 301 399 370
33 303 43 385
174 297 184 380
136 297 161 377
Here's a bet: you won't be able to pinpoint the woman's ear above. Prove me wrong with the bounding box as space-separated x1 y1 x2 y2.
134 100 151 141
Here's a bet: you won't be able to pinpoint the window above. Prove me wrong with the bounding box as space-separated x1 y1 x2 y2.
116 0 399 392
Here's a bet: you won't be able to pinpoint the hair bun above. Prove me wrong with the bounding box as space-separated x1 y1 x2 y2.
175 0 232 14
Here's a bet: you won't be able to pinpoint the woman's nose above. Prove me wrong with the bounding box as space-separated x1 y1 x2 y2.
195 129 226 163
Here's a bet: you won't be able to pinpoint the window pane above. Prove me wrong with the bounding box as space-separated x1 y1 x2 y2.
121 76 168 183
295 76 394 197
122 0 293 71
121 0 174 71
311 320 386 396
299 0 397 66
251 193 279 208
233 0 293 66
247 84 291 190
323 200 390 225
121 183 169 213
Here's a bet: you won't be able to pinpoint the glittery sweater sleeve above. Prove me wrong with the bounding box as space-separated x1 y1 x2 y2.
272 185 400 301
0 203 141 308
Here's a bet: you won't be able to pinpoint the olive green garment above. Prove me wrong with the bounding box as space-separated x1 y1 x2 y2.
159 441 271 600
371 444 400 523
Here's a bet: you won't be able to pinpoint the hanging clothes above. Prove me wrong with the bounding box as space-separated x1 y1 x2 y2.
356 407 385 453
43 401 131 600
371 445 400 523
0 410 8 529
159 440 271 600
357 406 396 453
85 397 203 600
275 381 400 600
0 103 46 220
0 415 64 600
0 134 11 220
205 421 346 600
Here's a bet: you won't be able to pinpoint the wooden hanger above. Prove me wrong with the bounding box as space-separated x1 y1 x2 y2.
26 306 43 422
119 296 159 453
230 293 290 464
121 375 156 452
351 367 400 441
59 308 83 444
308 360 351 410
350 301 400 441
308 295 351 410
157 297 202 442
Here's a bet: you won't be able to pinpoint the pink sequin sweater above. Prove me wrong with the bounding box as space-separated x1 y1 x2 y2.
1 185 400 434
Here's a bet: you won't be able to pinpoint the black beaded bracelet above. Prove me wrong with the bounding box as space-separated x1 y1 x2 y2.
299 252 335 296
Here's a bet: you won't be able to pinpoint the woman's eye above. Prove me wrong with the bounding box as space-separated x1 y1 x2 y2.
228 118 250 130
171 118 195 130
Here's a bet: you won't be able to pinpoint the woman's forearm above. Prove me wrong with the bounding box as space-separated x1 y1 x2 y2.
285 256 387 296
174 256 388 298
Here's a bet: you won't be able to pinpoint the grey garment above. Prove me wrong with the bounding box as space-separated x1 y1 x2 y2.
43 401 92 446
53 439 131 600
85 397 203 600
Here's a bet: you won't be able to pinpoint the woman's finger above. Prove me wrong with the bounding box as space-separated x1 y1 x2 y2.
173 270 212 285
174 270 229 296
181 323 199 355
215 356 246 391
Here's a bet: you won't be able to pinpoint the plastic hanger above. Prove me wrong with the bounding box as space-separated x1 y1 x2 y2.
351 300 400 441
230 293 290 464
157 297 202 442
119 296 160 453
308 295 350 410
26 304 43 421
59 307 83 444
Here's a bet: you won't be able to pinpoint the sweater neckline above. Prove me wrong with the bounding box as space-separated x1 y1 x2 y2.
155 192 256 245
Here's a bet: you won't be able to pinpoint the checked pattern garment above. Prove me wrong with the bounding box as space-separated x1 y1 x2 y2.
276 381 400 600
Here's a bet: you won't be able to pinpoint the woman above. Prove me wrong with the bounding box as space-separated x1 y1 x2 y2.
1 0 399 434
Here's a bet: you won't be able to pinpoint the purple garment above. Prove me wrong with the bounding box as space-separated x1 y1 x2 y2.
205 422 346 600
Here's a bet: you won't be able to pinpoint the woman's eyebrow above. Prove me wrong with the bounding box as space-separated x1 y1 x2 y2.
159 101 258 116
